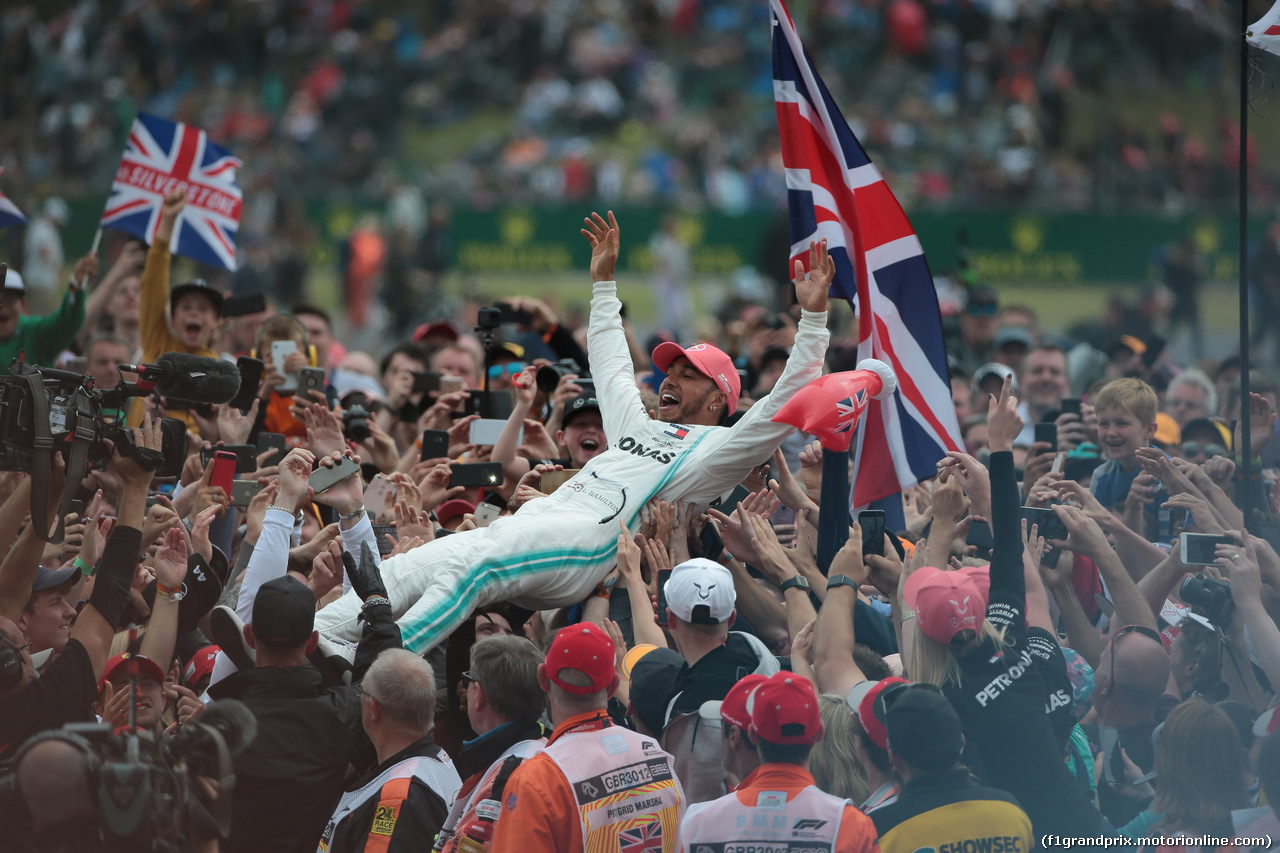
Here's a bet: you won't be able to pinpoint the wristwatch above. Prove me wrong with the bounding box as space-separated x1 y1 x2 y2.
826 574 858 592
779 575 810 594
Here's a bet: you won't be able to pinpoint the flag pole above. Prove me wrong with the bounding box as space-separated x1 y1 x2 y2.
815 447 850 573
76 227 103 290
1239 0 1254 528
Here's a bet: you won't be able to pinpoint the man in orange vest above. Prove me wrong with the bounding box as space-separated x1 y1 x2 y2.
677 672 879 853
490 622 686 853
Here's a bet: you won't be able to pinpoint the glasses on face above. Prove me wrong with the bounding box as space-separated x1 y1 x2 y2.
488 362 526 380
356 685 380 705
1179 442 1225 459
461 671 481 688
873 681 942 723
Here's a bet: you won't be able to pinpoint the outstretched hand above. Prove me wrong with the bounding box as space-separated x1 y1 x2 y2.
792 239 832 313
582 211 620 282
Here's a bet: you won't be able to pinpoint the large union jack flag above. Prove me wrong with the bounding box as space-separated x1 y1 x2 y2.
101 113 242 270
771 0 962 506
0 169 27 230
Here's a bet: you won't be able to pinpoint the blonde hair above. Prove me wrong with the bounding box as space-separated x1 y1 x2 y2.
810 694 870 803
1152 699 1249 834
910 619 1007 687
1093 377 1158 426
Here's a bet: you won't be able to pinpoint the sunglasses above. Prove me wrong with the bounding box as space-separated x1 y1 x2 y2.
461 670 481 688
487 363 526 379
873 681 942 723
1107 624 1163 677
1179 442 1225 459
355 684 380 705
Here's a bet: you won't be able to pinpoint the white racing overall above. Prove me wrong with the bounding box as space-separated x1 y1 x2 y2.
315 282 829 654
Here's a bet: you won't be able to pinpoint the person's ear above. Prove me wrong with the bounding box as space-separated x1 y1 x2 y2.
606 672 621 698
537 663 551 693
1145 421 1157 442
244 623 257 650
708 390 728 413
474 682 490 711
304 631 319 654
727 610 736 629
556 429 566 447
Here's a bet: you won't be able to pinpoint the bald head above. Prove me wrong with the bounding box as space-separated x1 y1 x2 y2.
1102 631 1170 717
17 738 96 830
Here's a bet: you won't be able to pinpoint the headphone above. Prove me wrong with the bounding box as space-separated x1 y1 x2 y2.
249 314 318 367
0 637 24 691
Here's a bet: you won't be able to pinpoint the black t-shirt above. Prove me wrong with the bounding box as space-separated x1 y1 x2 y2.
661 633 769 731
945 452 1108 837
0 639 97 774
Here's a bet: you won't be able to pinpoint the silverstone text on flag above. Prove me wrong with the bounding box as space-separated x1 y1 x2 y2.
769 0 963 506
101 112 242 271
0 169 28 230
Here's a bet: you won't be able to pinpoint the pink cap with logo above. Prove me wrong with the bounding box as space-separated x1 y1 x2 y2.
904 567 989 644
652 342 742 415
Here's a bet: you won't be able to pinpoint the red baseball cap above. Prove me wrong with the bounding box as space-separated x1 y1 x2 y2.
699 673 768 730
852 676 910 750
748 672 824 745
435 499 477 525
99 652 167 692
652 342 742 415
184 645 220 686
546 623 616 696
904 567 989 644
413 320 460 343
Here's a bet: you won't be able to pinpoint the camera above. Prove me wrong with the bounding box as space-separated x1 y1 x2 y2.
536 358 584 393
476 307 502 330
342 402 373 443
0 700 256 852
1180 573 1233 625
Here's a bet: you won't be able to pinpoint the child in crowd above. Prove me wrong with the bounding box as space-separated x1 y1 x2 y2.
1089 377 1160 509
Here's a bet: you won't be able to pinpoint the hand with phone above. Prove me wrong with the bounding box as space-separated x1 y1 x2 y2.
275 447 318 510
828 521 870 587
1047 503 1111 560
311 451 365 519
264 340 306 397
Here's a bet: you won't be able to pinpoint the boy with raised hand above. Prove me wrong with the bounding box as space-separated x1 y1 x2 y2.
1089 378 1162 535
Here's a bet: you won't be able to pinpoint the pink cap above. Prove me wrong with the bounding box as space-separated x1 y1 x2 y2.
904 567 989 644
652 342 742 415
546 623 616 696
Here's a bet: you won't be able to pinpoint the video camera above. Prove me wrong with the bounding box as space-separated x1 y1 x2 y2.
0 700 256 853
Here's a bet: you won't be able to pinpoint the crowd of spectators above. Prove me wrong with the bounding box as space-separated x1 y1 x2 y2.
1 0 1274 237
0 202 1278 853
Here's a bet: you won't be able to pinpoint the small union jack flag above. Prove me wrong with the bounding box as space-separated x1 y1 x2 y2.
619 819 664 853
835 389 869 434
101 113 242 270
771 0 962 506
663 425 689 440
0 169 27 230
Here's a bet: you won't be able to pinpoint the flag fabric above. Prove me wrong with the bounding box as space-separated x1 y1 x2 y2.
1248 0 1280 56
770 0 962 507
101 112 242 270
0 169 27 229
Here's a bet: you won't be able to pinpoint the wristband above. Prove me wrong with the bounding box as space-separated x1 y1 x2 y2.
899 610 917 625
340 507 367 522
157 582 186 602
779 575 810 594
594 577 617 600
73 557 94 578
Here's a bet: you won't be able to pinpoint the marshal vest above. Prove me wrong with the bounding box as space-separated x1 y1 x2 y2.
678 785 848 853
318 751 463 852
543 724 684 853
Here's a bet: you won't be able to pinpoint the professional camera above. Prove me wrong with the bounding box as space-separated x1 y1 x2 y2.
536 358 585 393
0 349 240 542
0 701 256 853
1180 573 1234 625
342 402 373 443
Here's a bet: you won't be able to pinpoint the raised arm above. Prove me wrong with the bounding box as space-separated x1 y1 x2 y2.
985 377 1027 631
138 190 185 361
811 532 870 698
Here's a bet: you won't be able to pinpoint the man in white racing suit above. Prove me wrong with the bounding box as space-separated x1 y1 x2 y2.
314 211 835 654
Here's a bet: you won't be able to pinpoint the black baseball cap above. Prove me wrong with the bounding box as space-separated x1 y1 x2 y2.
251 576 315 648
562 391 600 428
170 279 224 314
883 685 964 772
627 647 683 735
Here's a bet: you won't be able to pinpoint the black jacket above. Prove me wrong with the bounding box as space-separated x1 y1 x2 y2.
328 736 457 853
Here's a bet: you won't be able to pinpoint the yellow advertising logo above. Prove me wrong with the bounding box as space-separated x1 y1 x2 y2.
501 209 536 246
1010 217 1044 254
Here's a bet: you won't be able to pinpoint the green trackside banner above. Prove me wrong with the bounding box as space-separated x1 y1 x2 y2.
55 198 1267 286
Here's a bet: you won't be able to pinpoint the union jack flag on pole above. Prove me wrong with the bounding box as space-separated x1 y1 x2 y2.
101 113 242 270
0 169 27 230
770 0 962 507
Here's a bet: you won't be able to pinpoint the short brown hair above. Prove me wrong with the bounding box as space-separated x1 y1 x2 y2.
255 314 309 354
470 634 545 723
1093 377 1158 426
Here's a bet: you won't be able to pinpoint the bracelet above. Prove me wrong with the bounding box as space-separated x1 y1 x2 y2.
362 595 391 609
899 610 917 625
267 505 297 516
157 582 186 602
73 557 94 578
594 577 617 600
340 507 367 522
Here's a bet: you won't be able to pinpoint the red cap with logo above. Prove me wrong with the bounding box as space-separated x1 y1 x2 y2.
699 673 767 729
904 567 989 644
99 652 167 693
652 342 742 415
184 645 221 686
748 672 825 745
546 623 616 696
853 676 910 750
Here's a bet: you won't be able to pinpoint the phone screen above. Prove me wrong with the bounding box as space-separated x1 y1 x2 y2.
656 568 673 626
859 510 886 558
1182 533 1230 566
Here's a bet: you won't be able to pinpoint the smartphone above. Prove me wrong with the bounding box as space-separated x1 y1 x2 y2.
412 371 441 394
469 418 515 446
462 392 514 420
656 568 674 627
474 503 501 528
859 509 886 559
309 455 361 494
146 494 164 511
256 433 287 466
157 418 188 479
420 429 450 462
221 293 267 317
271 340 298 393
540 469 579 493
230 357 265 410
201 444 258 473
1034 422 1057 453
68 499 85 519
1021 506 1069 540
1181 532 1231 566
1060 398 1082 417
298 366 326 400
440 376 466 395
231 480 264 508
496 302 535 326
448 462 503 489
966 519 994 556
371 524 397 557
1049 451 1067 477
700 522 725 562
364 474 395 521
210 451 237 497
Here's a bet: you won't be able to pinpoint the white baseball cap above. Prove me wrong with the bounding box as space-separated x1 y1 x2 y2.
4 269 25 293
665 557 735 625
